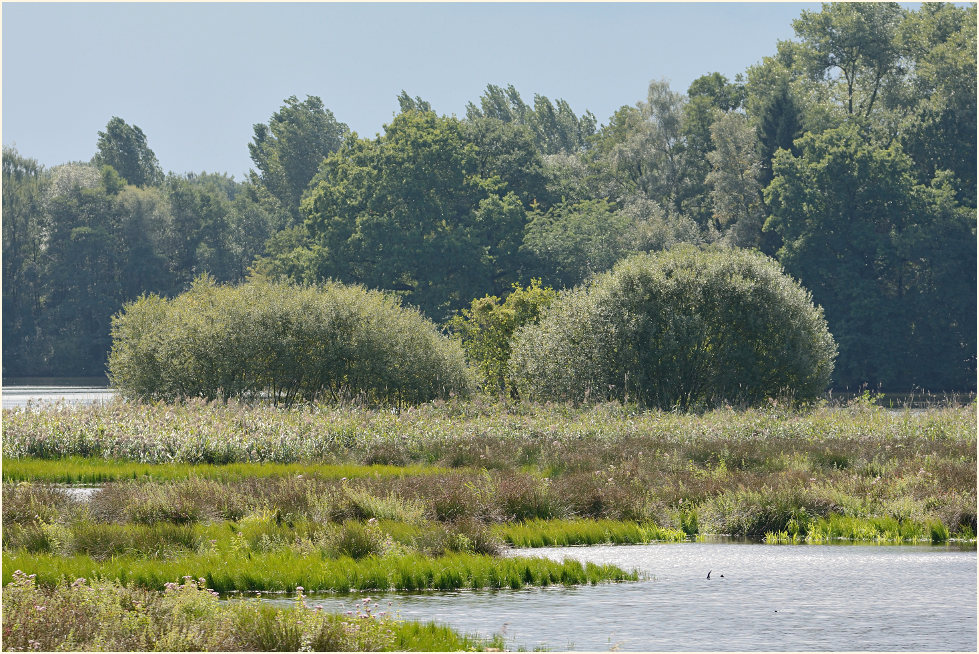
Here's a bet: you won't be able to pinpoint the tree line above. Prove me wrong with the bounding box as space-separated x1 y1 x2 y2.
3 2 975 391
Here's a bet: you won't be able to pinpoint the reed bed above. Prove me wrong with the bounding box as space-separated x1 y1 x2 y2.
1 570 507 651
4 399 974 471
2 550 638 593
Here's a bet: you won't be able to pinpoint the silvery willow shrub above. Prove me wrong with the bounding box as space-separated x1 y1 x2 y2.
108 275 473 405
508 247 837 409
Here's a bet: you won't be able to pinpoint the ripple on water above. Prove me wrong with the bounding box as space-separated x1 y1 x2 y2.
255 542 976 651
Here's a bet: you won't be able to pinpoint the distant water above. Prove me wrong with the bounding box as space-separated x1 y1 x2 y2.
1 383 116 410
259 542 977 651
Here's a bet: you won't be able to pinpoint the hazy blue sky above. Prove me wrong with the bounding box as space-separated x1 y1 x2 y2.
3 2 824 180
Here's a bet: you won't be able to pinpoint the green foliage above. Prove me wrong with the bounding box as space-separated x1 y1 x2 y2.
2 147 49 376
449 280 556 395
521 199 637 288
791 2 906 118
465 83 597 155
2 4 976 395
688 72 745 112
705 112 765 248
765 122 977 389
509 247 837 408
93 116 163 187
898 3 977 206
299 109 526 319
108 276 473 406
248 95 349 222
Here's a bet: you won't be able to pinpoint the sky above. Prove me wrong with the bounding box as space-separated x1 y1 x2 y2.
2 2 825 180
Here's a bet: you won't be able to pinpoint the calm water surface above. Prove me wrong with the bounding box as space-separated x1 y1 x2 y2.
261 542 976 651
1 384 116 409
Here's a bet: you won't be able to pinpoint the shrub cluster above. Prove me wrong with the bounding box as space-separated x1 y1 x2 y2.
509 247 837 408
449 279 556 396
108 276 473 406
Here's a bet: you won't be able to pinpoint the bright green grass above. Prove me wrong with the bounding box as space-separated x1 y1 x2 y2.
494 518 687 547
391 621 508 651
764 514 971 544
2 549 638 593
1 456 448 484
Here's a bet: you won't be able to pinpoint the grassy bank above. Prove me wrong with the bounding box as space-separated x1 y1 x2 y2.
1 571 508 651
494 518 687 546
2 549 637 594
1 457 448 484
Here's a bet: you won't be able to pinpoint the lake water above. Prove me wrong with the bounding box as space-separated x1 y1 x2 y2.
1 383 116 410
259 542 977 651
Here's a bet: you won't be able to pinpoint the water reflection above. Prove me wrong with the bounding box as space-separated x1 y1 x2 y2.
258 542 976 651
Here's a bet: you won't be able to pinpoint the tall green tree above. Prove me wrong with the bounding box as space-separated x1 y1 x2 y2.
688 72 745 112
40 171 138 375
463 114 552 210
706 112 765 248
792 2 907 118
299 109 526 318
521 199 635 288
2 147 49 376
248 95 349 222
466 83 596 155
765 123 976 390
608 80 705 223
93 117 162 187
163 174 237 289
897 3 977 207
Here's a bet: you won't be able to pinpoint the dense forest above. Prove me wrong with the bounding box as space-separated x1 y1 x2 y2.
3 3 975 391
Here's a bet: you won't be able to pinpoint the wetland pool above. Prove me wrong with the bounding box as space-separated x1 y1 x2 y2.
259 541 977 651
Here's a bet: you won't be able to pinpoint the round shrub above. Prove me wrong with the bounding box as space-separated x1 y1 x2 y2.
508 247 836 409
108 276 473 405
